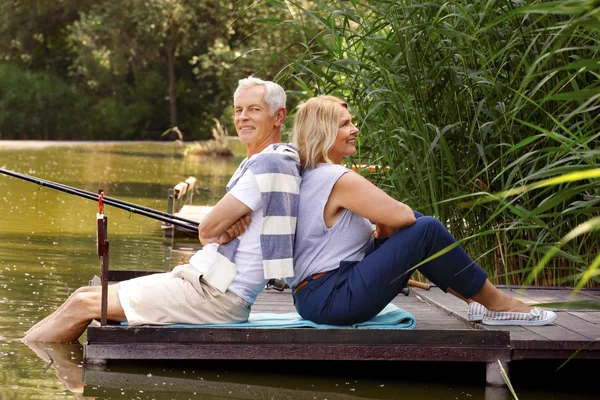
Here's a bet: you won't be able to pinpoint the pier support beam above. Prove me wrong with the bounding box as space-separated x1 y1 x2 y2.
484 386 511 400
84 357 108 368
486 360 509 387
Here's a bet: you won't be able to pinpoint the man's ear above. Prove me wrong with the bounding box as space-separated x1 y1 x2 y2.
275 108 286 126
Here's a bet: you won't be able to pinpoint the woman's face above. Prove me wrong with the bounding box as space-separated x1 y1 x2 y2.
328 105 359 164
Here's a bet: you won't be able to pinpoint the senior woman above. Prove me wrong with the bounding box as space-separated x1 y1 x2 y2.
290 95 556 327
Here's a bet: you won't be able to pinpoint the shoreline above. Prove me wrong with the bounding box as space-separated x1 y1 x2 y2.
0 140 172 151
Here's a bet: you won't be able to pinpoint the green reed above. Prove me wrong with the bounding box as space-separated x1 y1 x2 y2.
267 0 600 286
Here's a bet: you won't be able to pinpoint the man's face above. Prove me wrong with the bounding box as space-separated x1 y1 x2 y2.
233 86 281 149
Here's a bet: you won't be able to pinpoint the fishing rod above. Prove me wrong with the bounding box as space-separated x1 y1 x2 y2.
1 168 201 226
0 167 199 233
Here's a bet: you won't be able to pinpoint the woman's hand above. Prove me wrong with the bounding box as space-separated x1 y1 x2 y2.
373 222 396 239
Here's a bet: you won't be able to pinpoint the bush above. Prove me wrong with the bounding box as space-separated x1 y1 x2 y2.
272 0 600 286
0 63 91 139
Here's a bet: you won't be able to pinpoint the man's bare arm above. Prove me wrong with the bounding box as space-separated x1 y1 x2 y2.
211 214 251 245
197 194 252 245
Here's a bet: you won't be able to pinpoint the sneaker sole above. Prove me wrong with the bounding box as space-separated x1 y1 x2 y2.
481 313 557 326
468 315 483 322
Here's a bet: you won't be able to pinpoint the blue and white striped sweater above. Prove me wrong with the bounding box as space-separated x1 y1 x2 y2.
202 143 301 293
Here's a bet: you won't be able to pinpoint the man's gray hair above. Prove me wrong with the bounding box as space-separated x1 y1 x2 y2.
234 76 286 116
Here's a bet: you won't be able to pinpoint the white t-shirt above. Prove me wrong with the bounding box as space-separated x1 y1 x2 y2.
188 168 266 303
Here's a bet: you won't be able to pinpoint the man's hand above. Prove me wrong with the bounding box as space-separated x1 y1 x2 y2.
216 214 251 244
200 214 250 245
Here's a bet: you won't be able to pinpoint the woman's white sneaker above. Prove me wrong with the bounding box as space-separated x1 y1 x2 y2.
467 301 486 322
482 307 557 326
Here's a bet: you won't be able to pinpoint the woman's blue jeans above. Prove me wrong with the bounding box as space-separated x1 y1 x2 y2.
293 211 488 325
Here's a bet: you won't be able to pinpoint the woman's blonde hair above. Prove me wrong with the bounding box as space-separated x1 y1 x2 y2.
292 95 348 169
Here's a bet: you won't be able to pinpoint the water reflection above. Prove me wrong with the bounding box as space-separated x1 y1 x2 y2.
19 342 600 400
21 340 492 400
23 341 90 399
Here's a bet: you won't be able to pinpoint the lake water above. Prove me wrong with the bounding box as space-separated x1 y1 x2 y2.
0 142 596 399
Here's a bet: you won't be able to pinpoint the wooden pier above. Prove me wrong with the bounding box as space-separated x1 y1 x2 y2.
160 176 213 239
84 271 600 386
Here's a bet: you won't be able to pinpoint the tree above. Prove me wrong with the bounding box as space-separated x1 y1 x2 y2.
0 0 96 73
67 0 231 133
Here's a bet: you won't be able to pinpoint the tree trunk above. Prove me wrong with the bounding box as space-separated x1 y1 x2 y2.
166 38 178 132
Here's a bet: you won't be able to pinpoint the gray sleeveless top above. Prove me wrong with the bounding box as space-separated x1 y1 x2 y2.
291 163 373 288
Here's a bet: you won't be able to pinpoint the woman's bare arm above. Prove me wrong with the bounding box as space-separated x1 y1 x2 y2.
326 171 416 229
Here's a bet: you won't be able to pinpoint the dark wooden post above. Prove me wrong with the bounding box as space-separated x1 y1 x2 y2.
97 190 109 326
100 220 109 326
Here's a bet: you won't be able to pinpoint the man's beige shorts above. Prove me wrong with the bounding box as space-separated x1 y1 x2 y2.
117 264 251 326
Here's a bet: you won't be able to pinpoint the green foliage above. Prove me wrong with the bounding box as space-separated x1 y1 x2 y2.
184 118 234 157
0 0 97 73
269 0 600 286
0 0 299 141
0 63 88 139
0 63 160 140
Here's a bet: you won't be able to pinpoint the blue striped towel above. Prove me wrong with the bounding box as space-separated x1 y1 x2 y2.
203 143 301 292
121 303 416 330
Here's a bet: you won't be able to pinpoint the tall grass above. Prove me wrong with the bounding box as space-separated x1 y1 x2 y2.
267 0 600 286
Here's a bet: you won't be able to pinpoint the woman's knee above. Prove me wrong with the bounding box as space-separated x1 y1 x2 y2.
413 215 445 232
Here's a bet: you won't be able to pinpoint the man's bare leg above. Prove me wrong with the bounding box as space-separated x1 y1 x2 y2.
24 284 120 338
23 286 126 343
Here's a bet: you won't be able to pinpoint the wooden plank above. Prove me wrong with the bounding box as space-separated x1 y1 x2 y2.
84 343 511 363
512 349 600 360
410 287 470 322
571 311 600 324
500 288 555 305
510 339 600 351
520 288 599 311
86 326 509 346
391 291 472 329
502 326 550 342
494 285 600 291
176 205 212 221
173 181 188 198
518 321 590 342
536 288 599 303
184 176 196 188
500 287 599 306
550 312 600 341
